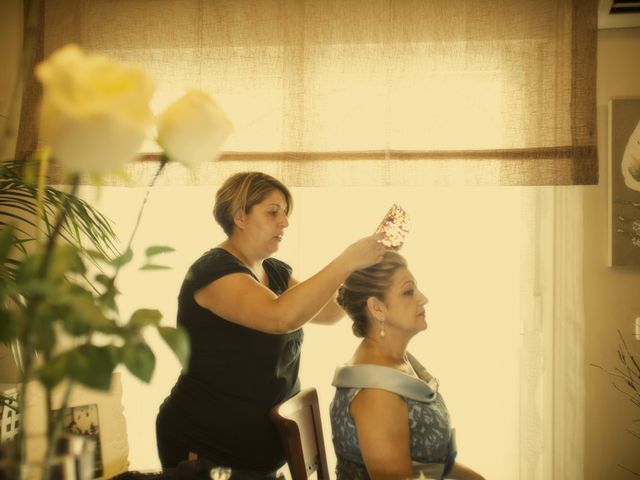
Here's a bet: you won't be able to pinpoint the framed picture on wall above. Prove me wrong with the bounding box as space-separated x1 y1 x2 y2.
608 98 640 267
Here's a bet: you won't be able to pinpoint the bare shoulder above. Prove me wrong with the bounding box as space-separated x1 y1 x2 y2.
350 388 413 478
350 388 407 422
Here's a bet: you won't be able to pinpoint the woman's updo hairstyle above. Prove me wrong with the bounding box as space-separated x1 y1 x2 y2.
337 251 407 337
213 172 293 236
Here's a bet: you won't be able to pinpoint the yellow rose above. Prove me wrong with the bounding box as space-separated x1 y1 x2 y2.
35 44 154 174
157 90 233 168
622 119 640 192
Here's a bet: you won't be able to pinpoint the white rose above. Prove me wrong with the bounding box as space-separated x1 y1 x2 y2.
156 90 233 168
622 119 640 192
35 44 154 174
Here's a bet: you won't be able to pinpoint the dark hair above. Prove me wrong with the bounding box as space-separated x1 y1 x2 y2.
213 172 293 236
336 251 407 337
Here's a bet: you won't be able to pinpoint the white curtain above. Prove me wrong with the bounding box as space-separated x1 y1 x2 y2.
77 183 585 479
550 187 586 480
519 186 585 480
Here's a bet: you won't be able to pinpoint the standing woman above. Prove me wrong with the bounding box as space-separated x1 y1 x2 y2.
156 172 384 478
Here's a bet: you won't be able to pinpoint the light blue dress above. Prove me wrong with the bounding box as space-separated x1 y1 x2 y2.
330 353 457 480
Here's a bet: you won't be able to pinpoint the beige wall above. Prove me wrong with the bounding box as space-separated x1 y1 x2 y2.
585 27 640 480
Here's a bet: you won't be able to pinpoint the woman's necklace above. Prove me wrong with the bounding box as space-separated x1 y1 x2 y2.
403 363 418 377
221 243 267 286
401 355 419 378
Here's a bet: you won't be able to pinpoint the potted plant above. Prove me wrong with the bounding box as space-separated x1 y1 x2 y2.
0 42 232 479
592 331 640 477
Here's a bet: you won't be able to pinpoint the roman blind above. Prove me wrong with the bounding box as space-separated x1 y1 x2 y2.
18 0 598 186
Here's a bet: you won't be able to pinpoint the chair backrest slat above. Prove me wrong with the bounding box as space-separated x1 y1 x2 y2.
269 388 330 480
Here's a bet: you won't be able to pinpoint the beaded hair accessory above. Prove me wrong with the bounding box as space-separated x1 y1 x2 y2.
375 204 410 249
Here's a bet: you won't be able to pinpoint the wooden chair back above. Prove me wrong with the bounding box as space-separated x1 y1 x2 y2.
269 387 330 480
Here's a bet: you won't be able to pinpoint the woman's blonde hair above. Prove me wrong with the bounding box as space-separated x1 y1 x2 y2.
213 172 293 236
336 251 407 337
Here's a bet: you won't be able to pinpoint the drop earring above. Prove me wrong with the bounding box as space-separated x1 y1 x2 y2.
379 318 386 338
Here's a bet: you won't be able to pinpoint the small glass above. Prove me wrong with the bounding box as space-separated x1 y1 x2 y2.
209 466 232 480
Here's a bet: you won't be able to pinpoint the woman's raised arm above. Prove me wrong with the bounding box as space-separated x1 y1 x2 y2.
193 233 385 333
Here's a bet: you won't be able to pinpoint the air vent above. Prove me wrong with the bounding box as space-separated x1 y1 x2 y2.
599 0 640 29
610 0 640 14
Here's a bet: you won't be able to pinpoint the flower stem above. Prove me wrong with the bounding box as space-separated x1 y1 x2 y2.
110 156 167 284
125 155 168 253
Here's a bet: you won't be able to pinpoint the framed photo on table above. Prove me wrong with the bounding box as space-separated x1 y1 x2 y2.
22 373 130 479
59 403 104 477
608 98 640 267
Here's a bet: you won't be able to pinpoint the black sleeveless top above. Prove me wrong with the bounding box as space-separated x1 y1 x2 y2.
158 248 303 471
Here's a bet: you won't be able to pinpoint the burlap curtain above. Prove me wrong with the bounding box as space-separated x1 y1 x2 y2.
18 0 598 186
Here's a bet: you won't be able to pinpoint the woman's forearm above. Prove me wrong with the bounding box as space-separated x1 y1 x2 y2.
272 255 352 332
310 295 344 325
195 234 384 334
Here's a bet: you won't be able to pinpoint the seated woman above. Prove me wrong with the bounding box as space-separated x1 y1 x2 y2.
330 251 485 480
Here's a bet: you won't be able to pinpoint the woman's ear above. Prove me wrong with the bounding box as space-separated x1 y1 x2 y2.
366 296 385 321
233 210 246 230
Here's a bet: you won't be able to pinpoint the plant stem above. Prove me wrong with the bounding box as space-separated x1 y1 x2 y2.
16 173 79 474
38 174 80 277
126 156 167 253
42 379 74 480
109 155 167 285
34 149 50 244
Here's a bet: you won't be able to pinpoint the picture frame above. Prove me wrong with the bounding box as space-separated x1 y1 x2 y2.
59 403 104 477
608 98 640 267
22 373 130 479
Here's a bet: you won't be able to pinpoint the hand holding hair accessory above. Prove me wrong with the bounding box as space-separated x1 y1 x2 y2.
375 204 410 249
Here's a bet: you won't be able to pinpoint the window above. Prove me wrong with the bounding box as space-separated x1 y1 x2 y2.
82 183 553 478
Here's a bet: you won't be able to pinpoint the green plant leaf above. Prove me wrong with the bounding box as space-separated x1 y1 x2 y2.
94 273 112 287
145 246 175 257
109 248 133 268
129 309 162 329
0 225 15 263
85 249 107 262
140 264 171 271
48 244 86 279
100 285 120 312
158 326 190 371
122 341 155 383
104 344 121 365
14 251 41 285
67 345 115 390
31 309 56 352
0 392 18 412
38 354 68 389
57 293 112 335
0 308 20 343
0 160 119 281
